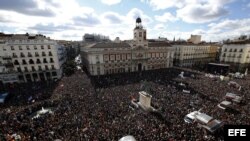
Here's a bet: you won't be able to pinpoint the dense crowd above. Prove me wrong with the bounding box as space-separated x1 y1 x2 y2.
0 67 250 141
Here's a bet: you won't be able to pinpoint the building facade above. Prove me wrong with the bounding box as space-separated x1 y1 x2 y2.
0 34 66 83
81 18 175 76
173 43 218 67
220 42 250 72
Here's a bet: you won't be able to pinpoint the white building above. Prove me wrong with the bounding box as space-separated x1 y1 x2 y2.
81 18 175 76
0 34 66 83
187 35 201 44
173 42 218 67
220 42 250 72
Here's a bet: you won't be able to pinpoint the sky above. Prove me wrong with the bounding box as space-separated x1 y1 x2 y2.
0 0 250 42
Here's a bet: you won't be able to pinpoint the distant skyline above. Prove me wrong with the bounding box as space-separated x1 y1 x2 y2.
0 0 250 41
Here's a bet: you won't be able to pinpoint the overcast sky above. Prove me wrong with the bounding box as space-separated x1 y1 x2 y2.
0 0 250 41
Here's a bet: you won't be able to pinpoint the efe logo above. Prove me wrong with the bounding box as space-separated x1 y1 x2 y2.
228 129 246 136
224 125 249 141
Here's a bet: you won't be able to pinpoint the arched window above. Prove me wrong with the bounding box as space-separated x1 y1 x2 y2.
43 58 48 63
22 59 27 64
36 59 41 64
14 60 19 65
29 59 34 64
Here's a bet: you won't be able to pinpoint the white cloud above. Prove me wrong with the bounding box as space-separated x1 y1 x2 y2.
101 0 121 5
247 2 250 7
192 18 250 41
155 12 178 22
0 0 154 41
141 0 185 10
153 24 166 30
101 12 125 24
143 0 234 24
126 8 153 26
177 4 228 23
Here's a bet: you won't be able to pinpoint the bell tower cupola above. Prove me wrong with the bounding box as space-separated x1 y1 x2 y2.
133 17 147 43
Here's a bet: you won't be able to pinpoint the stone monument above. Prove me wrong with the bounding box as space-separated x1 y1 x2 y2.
138 91 152 110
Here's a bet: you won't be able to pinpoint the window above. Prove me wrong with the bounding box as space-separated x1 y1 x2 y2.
26 46 30 50
31 66 36 71
28 52 32 57
48 51 53 56
239 49 243 52
35 52 39 57
43 58 48 63
13 53 17 58
29 59 34 64
34 45 37 50
96 55 99 61
36 59 41 64
45 65 49 70
48 45 51 49
51 65 55 69
42 52 46 56
24 67 28 72
17 67 22 72
41 45 44 49
139 32 142 37
20 53 25 57
52 71 57 76
19 46 22 50
22 59 27 65
50 58 54 63
14 60 19 65
38 66 42 71
11 46 14 50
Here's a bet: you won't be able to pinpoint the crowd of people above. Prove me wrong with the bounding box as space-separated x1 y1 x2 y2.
0 67 249 140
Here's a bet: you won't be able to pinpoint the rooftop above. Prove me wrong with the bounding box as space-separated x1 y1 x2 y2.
91 42 131 48
224 40 250 45
0 33 48 40
148 42 171 47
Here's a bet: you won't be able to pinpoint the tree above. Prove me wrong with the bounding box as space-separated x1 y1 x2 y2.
63 60 76 76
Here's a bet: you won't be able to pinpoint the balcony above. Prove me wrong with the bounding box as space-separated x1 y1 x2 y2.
28 54 33 57
4 62 14 68
12 55 18 58
42 53 46 57
2 56 11 60
22 61 27 65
